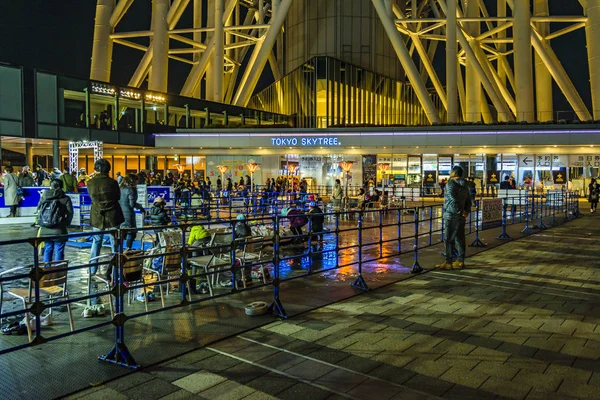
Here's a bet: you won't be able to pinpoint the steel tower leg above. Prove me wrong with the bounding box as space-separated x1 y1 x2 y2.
90 0 115 82
514 0 535 122
193 0 203 98
446 0 458 123
370 0 441 124
213 0 225 103
149 0 169 92
206 0 215 101
534 0 553 122
465 0 481 122
233 0 295 107
585 1 600 120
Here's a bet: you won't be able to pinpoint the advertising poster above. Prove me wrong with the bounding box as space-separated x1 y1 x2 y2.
481 198 503 229
552 168 567 185
423 170 437 186
362 155 377 186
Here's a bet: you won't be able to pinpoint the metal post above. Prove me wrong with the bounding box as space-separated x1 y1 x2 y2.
411 208 423 273
496 199 512 240
470 199 486 247
268 216 287 318
521 192 533 235
397 209 402 254
379 210 383 258
351 211 369 291
446 0 458 123
428 206 433 246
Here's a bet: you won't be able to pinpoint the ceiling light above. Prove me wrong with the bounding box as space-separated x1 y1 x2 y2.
553 145 557 148
416 146 419 149
518 145 522 148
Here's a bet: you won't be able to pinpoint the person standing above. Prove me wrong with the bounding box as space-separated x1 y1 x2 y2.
3 166 20 218
332 179 343 211
437 166 472 270
60 169 78 193
88 159 124 278
37 179 73 262
18 166 35 187
119 174 145 250
589 178 599 213
116 171 123 184
307 201 325 251
35 164 48 187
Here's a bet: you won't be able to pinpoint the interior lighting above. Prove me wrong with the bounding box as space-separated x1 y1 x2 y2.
145 93 166 103
120 89 141 100
91 83 116 95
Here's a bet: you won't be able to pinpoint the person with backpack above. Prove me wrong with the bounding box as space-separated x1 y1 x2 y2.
307 201 325 251
59 169 78 193
37 179 73 263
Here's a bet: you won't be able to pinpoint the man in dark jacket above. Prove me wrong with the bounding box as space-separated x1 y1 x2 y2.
35 164 48 187
18 166 35 187
307 202 325 251
88 159 124 276
437 166 472 270
500 176 512 190
37 179 73 263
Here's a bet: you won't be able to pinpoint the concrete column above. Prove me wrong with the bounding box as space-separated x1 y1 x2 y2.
149 0 169 92
53 141 61 170
446 0 459 123
514 0 535 122
465 0 481 122
213 0 224 102
534 0 553 121
585 1 600 119
90 0 115 82
25 142 33 169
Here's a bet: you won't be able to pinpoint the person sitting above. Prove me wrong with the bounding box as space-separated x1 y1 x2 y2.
282 207 308 243
234 214 252 239
150 197 170 226
188 223 211 256
357 188 367 210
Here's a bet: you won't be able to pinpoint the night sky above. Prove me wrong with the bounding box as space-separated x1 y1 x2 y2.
0 0 590 113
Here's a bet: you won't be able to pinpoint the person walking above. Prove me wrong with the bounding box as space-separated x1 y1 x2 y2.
3 166 20 218
35 164 48 187
88 159 124 280
589 178 599 213
119 174 145 250
436 166 472 270
307 201 325 251
37 179 73 262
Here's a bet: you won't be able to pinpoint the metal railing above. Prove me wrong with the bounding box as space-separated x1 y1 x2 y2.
0 191 581 369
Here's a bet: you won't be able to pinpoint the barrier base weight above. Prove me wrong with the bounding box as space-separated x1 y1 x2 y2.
351 274 369 292
99 343 140 369
520 226 533 235
496 232 512 240
268 297 287 319
411 261 423 274
469 238 487 247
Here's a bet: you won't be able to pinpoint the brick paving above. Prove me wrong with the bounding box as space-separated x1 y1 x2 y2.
63 213 600 400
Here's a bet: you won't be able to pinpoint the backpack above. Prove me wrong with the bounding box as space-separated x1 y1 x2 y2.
38 199 67 228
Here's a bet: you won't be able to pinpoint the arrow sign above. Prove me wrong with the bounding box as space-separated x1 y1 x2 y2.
519 155 535 168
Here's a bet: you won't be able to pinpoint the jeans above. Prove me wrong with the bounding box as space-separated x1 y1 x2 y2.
9 205 17 217
43 240 66 263
444 218 466 263
89 227 117 275
124 230 136 250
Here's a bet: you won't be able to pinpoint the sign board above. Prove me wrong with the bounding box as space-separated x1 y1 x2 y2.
487 171 500 184
438 157 452 174
552 155 567 168
552 168 567 185
423 171 437 186
569 155 585 167
518 155 534 168
137 184 148 208
147 186 173 206
270 137 340 146
481 198 503 229
67 193 81 226
536 155 551 167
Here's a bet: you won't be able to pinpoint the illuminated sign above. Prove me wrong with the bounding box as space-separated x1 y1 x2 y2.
271 137 340 146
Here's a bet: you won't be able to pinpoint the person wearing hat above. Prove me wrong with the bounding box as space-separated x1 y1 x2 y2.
282 206 308 242
234 214 252 239
150 196 170 226
307 201 325 251
18 166 34 187
437 166 472 270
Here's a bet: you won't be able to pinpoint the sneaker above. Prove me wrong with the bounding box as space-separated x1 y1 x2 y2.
82 306 96 318
21 314 53 327
452 261 465 269
435 262 453 270
92 304 106 316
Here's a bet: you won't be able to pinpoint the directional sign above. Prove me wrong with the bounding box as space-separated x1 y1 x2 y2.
518 155 534 168
536 155 551 168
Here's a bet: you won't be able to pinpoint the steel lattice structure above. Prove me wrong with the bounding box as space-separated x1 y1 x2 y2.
91 0 599 125
69 141 104 173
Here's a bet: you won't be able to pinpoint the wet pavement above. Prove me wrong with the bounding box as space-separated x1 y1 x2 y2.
62 212 600 400
0 204 589 399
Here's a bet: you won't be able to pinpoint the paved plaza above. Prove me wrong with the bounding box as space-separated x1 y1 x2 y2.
55 212 600 400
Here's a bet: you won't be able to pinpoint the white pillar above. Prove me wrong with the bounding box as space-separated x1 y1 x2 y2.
465 0 481 122
585 0 600 119
213 0 224 102
513 0 535 122
206 0 215 100
149 0 169 92
233 0 295 107
90 0 115 82
369 0 441 124
534 0 553 121
446 0 458 122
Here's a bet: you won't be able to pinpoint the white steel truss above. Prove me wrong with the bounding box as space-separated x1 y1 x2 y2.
69 141 104 173
91 0 598 125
